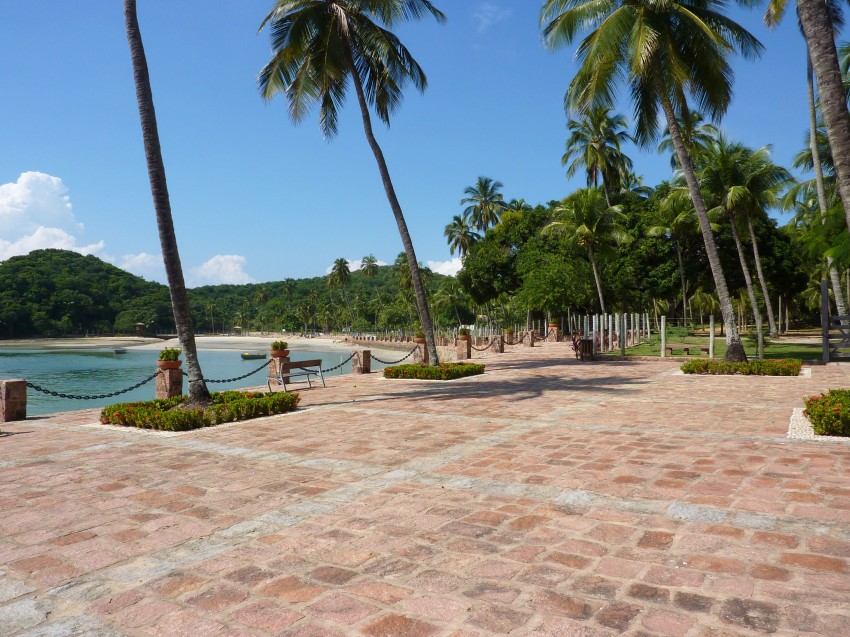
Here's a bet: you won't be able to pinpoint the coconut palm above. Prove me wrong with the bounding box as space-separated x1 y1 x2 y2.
540 0 761 361
544 188 630 314
648 192 700 322
328 258 354 329
461 177 506 232
444 214 481 258
361 254 379 279
258 0 444 365
562 105 634 205
124 0 210 401
690 287 721 327
658 112 719 170
787 0 850 235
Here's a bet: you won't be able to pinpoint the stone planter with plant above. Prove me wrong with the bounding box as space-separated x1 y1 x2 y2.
157 347 182 370
270 341 289 357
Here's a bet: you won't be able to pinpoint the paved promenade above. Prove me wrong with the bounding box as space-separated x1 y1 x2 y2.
1 344 849 636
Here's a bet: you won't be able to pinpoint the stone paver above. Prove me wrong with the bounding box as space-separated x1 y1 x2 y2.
1 343 850 635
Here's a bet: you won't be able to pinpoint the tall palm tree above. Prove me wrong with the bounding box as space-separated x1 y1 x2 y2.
360 254 379 279
649 192 700 322
792 0 850 235
505 198 533 213
544 188 629 314
258 0 444 365
541 0 761 361
206 300 217 333
444 214 480 258
658 112 719 170
562 105 633 205
329 257 354 328
461 177 506 232
124 0 210 401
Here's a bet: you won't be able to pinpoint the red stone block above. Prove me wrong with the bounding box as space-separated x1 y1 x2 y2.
0 379 27 422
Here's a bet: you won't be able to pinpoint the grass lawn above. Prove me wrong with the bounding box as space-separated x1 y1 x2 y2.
599 335 822 361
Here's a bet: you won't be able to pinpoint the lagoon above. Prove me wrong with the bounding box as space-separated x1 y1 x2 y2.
0 345 382 416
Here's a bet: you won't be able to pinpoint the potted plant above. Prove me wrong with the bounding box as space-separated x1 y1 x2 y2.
458 327 471 341
503 327 514 334
157 347 182 370
414 325 426 344
270 340 289 358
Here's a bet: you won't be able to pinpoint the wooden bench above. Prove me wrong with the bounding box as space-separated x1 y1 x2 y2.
268 359 325 392
665 344 709 356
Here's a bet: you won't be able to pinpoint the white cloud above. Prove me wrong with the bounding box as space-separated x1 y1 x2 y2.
325 257 387 275
118 252 164 281
190 254 254 286
427 257 462 277
472 2 511 33
0 171 105 261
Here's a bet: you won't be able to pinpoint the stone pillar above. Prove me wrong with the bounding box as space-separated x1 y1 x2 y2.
269 355 291 386
353 350 371 374
155 368 183 399
414 341 428 364
660 316 667 357
709 316 715 359
493 335 504 353
456 337 471 360
504 331 514 345
548 326 560 342
0 379 27 422
525 331 535 347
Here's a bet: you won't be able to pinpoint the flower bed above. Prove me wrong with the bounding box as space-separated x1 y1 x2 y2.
680 359 802 376
804 390 850 437
383 362 485 380
100 390 300 431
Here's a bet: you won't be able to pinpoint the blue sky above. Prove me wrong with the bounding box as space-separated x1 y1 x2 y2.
0 1 817 285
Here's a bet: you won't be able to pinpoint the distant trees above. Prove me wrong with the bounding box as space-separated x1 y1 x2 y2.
461 177 506 233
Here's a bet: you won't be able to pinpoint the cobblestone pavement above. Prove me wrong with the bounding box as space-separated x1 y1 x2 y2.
1 344 849 636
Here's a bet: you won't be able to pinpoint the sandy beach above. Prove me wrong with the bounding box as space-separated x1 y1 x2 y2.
0 334 402 356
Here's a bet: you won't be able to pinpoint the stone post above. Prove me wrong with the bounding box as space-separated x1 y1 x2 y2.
608 314 614 351
0 379 27 422
620 314 626 356
493 335 504 353
660 316 667 357
155 368 183 399
353 350 371 374
456 337 471 360
414 341 429 364
592 315 598 355
709 316 715 359
525 331 535 347
547 326 560 343
504 331 514 345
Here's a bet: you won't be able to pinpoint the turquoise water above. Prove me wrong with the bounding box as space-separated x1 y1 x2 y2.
0 347 381 416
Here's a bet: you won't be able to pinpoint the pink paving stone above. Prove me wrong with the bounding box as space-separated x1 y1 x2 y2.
348 581 413 604
643 564 706 587
467 603 533 633
594 557 643 578
110 598 181 629
186 583 249 612
231 600 303 632
399 595 471 622
155 611 226 637
641 609 695 637
306 592 381 624
361 613 440 637
91 589 145 615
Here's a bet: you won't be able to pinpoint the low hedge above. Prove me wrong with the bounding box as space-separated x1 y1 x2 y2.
804 390 850 437
100 390 300 431
383 362 485 380
680 359 802 376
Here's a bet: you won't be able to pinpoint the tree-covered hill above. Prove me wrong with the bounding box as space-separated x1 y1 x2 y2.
0 250 453 338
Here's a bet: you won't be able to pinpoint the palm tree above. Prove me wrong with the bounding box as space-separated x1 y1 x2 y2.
540 0 761 361
562 105 633 205
206 300 217 334
258 0 444 365
505 198 533 213
792 0 850 235
461 177 506 232
360 254 379 279
648 192 700 322
124 0 210 402
544 188 629 314
329 257 354 329
658 112 719 170
444 214 480 258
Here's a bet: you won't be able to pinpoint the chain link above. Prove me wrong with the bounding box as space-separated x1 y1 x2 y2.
184 359 272 384
470 337 499 352
26 371 162 401
320 352 356 374
370 347 417 366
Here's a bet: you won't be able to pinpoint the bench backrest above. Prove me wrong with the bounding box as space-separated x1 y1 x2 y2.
278 359 322 373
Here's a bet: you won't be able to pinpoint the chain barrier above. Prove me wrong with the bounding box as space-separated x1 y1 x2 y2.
26 371 162 401
321 352 356 374
370 347 417 366
184 359 272 384
470 337 499 352
515 331 527 343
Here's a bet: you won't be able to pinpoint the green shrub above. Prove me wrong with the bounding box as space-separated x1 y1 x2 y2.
680 358 802 376
100 390 300 431
458 327 471 336
158 347 181 361
804 390 850 436
383 362 485 380
270 340 288 350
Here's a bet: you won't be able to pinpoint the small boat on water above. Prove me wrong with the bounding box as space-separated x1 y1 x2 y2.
114 348 127 354
241 352 267 360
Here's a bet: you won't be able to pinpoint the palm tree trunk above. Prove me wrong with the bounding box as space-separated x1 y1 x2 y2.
675 240 687 323
347 60 438 364
124 0 210 402
587 247 606 314
745 215 777 336
659 95 746 361
729 214 764 355
798 0 850 234
807 55 850 317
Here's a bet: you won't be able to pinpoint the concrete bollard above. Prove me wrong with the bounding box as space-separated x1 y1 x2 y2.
504 331 514 345
526 332 535 347
0 379 27 422
413 341 428 364
493 335 504 353
155 368 183 399
353 350 371 374
456 337 471 360
548 325 560 343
